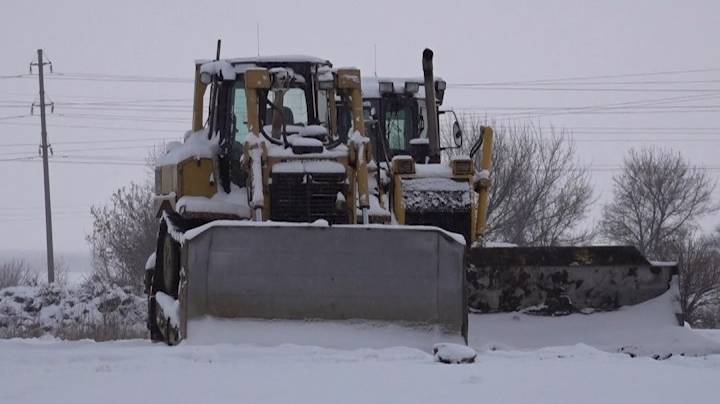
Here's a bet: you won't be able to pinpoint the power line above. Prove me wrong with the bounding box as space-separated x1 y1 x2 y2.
0 121 185 133
0 114 32 121
55 112 189 123
0 136 175 147
451 67 720 87
449 86 720 93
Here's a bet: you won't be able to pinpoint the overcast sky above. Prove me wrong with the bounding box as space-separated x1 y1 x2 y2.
1 0 719 258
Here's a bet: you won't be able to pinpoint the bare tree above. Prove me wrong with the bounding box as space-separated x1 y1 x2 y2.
0 259 38 289
601 147 717 260
672 231 720 326
86 182 158 292
445 118 594 246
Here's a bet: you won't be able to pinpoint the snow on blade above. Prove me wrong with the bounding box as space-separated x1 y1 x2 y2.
154 291 180 329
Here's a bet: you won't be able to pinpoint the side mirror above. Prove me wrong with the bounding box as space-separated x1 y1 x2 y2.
452 121 463 148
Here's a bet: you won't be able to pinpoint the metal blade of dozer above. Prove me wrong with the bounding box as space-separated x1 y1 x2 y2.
178 221 468 350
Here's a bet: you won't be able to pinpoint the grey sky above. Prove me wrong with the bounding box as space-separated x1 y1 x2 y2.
1 0 719 255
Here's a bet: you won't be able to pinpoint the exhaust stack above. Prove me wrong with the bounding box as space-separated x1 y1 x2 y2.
422 48 441 163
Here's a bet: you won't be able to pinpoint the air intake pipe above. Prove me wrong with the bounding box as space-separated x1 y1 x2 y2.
422 48 441 164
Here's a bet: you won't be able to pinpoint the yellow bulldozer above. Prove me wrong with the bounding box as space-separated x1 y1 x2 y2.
356 49 493 244
146 47 479 350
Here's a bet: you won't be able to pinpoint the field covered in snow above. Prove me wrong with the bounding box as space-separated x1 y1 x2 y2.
1 338 719 404
1 283 719 403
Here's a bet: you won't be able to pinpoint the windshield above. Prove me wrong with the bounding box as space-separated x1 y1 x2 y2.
232 84 310 143
233 85 249 143
268 88 309 127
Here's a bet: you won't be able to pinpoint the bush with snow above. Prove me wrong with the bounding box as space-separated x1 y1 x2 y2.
0 279 146 340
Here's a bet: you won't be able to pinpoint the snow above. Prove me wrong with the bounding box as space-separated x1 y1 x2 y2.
433 343 477 364
176 184 251 218
401 177 472 212
199 60 237 81
267 141 348 159
156 129 218 166
271 160 346 174
248 146 264 208
154 291 180 328
649 260 678 267
298 124 329 138
262 124 306 134
287 134 323 147
474 169 491 182
414 163 453 178
196 55 331 66
469 281 720 357
2 278 720 403
144 252 156 271
317 65 334 82
367 194 391 217
1 336 719 404
401 177 471 192
484 241 518 247
0 282 146 337
181 220 466 246
409 137 430 145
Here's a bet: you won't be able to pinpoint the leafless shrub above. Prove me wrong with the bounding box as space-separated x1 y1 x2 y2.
0 259 38 289
86 182 158 293
55 315 147 341
601 147 718 260
671 231 720 326
0 315 146 341
445 117 594 246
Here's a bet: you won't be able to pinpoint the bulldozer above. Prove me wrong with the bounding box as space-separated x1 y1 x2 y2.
356 50 675 317
356 49 493 244
146 48 469 349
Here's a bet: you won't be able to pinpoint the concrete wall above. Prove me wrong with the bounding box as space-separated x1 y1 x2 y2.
467 246 675 313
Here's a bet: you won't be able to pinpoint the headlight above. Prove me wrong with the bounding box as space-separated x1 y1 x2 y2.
378 81 394 94
451 156 474 176
200 71 212 85
404 82 420 94
392 155 416 175
319 79 335 90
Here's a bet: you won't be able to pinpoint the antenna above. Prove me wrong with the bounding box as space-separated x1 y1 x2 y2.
373 44 377 77
256 23 261 56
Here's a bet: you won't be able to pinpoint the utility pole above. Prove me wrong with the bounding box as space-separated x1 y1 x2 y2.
30 49 55 283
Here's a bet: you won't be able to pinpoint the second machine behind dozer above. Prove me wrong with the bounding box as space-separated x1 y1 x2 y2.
146 51 469 349
354 48 493 245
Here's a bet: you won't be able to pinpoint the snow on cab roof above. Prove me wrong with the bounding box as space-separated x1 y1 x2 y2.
195 55 332 66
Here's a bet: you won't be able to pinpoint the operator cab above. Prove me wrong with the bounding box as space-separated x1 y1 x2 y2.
344 77 448 164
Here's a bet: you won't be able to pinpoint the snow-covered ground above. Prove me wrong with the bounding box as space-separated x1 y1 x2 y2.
0 338 718 404
469 281 720 357
1 281 719 403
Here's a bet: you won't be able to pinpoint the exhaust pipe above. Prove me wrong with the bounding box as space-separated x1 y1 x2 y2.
422 48 441 164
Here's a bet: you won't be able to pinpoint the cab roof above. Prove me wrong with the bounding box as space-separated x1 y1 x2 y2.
195 55 332 67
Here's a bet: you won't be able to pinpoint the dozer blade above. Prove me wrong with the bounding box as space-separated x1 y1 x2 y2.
178 221 468 348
